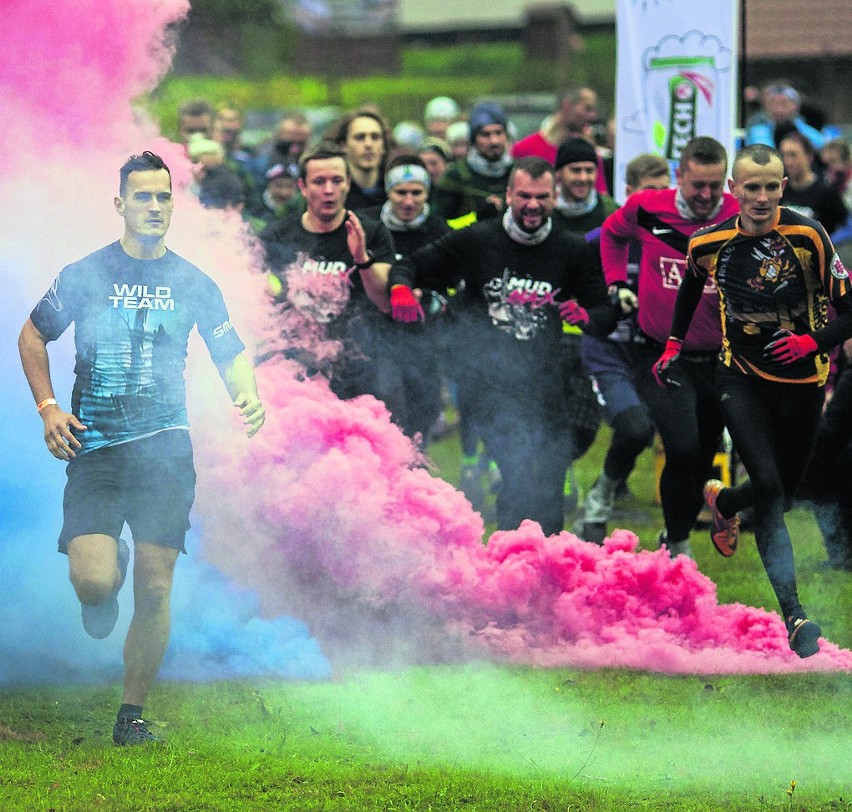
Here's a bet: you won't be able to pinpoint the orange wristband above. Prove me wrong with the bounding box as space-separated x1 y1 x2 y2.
37 398 58 413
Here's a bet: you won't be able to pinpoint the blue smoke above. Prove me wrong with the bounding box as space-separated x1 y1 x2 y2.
0 258 329 687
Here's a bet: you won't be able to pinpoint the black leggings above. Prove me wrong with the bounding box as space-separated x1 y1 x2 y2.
635 343 724 542
715 366 824 618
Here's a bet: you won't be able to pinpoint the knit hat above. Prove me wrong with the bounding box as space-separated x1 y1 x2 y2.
445 121 470 146
468 102 507 140
555 137 598 170
418 136 452 162
392 120 425 150
265 162 298 182
424 96 460 122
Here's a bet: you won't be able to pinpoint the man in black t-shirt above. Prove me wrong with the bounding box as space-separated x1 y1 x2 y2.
260 142 394 403
389 156 617 536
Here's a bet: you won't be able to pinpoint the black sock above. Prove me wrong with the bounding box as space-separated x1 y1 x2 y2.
118 703 143 721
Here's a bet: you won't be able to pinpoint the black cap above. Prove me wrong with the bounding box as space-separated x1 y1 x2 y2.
555 137 598 170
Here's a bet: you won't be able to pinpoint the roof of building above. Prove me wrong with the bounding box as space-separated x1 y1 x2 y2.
745 0 851 58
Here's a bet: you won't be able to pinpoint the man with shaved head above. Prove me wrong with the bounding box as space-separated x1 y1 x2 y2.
657 143 852 657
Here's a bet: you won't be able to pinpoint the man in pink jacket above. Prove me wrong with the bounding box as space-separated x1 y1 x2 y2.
598 136 739 557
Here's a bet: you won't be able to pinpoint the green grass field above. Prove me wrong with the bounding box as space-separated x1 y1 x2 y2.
1 426 850 811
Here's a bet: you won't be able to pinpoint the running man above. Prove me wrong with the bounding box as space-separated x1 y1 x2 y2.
18 151 265 743
655 144 852 657
599 136 739 558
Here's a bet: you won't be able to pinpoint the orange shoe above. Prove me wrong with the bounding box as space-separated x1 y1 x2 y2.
703 479 740 556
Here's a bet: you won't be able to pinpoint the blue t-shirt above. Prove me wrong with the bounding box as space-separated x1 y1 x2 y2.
31 241 245 454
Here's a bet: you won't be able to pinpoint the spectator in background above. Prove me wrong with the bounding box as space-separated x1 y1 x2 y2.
572 153 671 542
391 121 426 155
511 87 609 194
177 98 215 146
329 108 390 211
423 96 461 141
213 106 261 215
214 107 253 168
780 131 847 235
445 120 470 162
745 82 826 151
820 138 852 212
252 162 301 227
197 165 246 212
798 359 852 572
512 86 598 163
186 133 225 167
418 137 452 191
185 133 231 193
435 102 513 226
254 111 312 187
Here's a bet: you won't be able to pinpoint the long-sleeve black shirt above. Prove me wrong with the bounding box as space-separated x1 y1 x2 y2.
389 216 617 413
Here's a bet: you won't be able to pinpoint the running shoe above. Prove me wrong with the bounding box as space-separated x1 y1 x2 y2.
113 715 161 746
786 614 821 659
703 480 740 557
81 538 130 639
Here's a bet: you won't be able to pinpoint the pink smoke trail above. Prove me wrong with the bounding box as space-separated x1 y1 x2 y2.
4 0 849 678
195 356 852 675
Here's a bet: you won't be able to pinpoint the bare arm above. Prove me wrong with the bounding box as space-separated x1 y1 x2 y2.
18 317 87 460
345 211 391 313
215 352 265 437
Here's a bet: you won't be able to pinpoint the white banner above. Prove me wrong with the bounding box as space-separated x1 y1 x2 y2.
613 0 739 202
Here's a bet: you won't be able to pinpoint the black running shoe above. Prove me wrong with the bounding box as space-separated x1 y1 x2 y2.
113 716 161 746
786 614 822 659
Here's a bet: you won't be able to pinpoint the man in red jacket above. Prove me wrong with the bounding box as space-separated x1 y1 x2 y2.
599 136 739 558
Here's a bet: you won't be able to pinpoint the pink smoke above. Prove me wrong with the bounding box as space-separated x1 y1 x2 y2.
195 357 852 674
5 0 849 678
0 0 188 171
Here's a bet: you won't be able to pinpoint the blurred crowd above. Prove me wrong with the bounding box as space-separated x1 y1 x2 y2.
171 80 852 575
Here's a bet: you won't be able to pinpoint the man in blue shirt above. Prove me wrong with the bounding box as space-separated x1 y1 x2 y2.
18 151 265 744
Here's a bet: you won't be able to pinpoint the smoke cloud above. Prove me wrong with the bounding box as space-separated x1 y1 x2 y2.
1 0 850 689
0 0 326 686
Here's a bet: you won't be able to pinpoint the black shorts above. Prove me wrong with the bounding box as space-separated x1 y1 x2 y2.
58 430 196 554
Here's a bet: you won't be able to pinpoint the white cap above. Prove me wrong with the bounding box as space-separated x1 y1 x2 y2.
445 121 470 145
392 121 425 149
424 96 460 122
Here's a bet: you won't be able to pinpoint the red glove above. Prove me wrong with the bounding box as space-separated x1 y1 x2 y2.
652 337 683 390
762 329 818 364
390 285 425 323
559 299 590 329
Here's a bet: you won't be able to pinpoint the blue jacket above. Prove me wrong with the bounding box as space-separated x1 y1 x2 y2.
745 117 826 150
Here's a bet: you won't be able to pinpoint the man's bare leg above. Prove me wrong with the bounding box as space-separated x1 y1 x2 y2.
67 533 121 605
122 541 179 706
